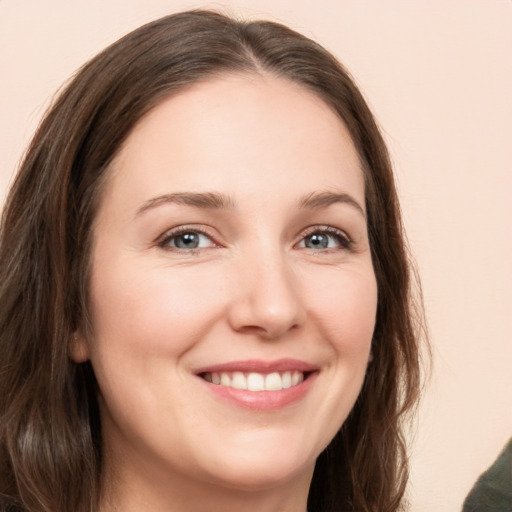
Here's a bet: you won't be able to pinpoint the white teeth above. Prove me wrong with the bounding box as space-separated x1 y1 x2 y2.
220 373 231 387
247 373 265 391
291 371 302 386
264 372 282 390
231 372 247 390
203 370 306 391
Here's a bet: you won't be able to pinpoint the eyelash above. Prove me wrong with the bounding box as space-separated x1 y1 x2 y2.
298 225 353 252
156 225 353 253
157 225 219 252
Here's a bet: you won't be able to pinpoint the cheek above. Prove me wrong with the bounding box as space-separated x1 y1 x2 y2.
88 259 228 359
306 267 378 353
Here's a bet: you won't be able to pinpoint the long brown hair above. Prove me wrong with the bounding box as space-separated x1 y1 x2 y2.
0 10 426 512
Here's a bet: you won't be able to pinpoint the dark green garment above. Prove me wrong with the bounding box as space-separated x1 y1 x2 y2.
462 438 512 512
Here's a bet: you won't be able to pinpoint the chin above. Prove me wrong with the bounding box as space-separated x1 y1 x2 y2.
199 444 316 492
212 464 312 493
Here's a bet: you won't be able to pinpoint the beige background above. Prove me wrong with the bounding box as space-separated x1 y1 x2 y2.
1 1 511 510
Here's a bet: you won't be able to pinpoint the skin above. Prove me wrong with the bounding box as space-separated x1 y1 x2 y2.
74 73 378 512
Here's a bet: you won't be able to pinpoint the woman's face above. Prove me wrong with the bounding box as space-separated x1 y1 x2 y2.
76 74 377 496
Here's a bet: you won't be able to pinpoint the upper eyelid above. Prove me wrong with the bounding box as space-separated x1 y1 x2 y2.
298 224 351 240
156 225 219 247
155 223 352 247
295 225 354 252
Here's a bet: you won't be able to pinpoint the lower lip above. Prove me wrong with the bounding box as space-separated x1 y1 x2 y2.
198 373 317 411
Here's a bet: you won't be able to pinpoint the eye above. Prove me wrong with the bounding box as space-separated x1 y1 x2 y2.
158 227 217 251
297 227 352 251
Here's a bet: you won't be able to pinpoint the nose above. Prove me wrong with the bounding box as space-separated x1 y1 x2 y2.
227 250 306 339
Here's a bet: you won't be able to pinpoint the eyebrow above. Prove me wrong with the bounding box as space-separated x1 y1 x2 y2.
297 191 366 218
135 190 365 219
135 192 236 217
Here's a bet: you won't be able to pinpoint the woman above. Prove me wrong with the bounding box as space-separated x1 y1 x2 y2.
0 10 424 512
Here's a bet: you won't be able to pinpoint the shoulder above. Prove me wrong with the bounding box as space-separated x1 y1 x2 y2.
462 438 512 512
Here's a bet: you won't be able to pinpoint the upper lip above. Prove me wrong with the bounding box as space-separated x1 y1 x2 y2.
194 358 318 375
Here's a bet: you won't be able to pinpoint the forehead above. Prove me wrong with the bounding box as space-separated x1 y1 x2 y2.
103 73 365 211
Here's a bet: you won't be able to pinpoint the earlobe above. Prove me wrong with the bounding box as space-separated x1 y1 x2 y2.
69 331 90 362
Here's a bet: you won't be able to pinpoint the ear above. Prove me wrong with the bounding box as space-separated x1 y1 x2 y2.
69 331 90 362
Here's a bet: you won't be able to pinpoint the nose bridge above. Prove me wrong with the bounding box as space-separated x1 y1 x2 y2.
228 243 305 339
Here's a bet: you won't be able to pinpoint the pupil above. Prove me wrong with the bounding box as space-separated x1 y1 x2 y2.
175 233 199 249
307 233 328 249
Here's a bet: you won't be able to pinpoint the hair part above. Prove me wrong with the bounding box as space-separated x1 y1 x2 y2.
0 10 426 512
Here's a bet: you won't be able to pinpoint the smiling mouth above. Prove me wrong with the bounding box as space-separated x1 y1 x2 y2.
199 371 308 391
